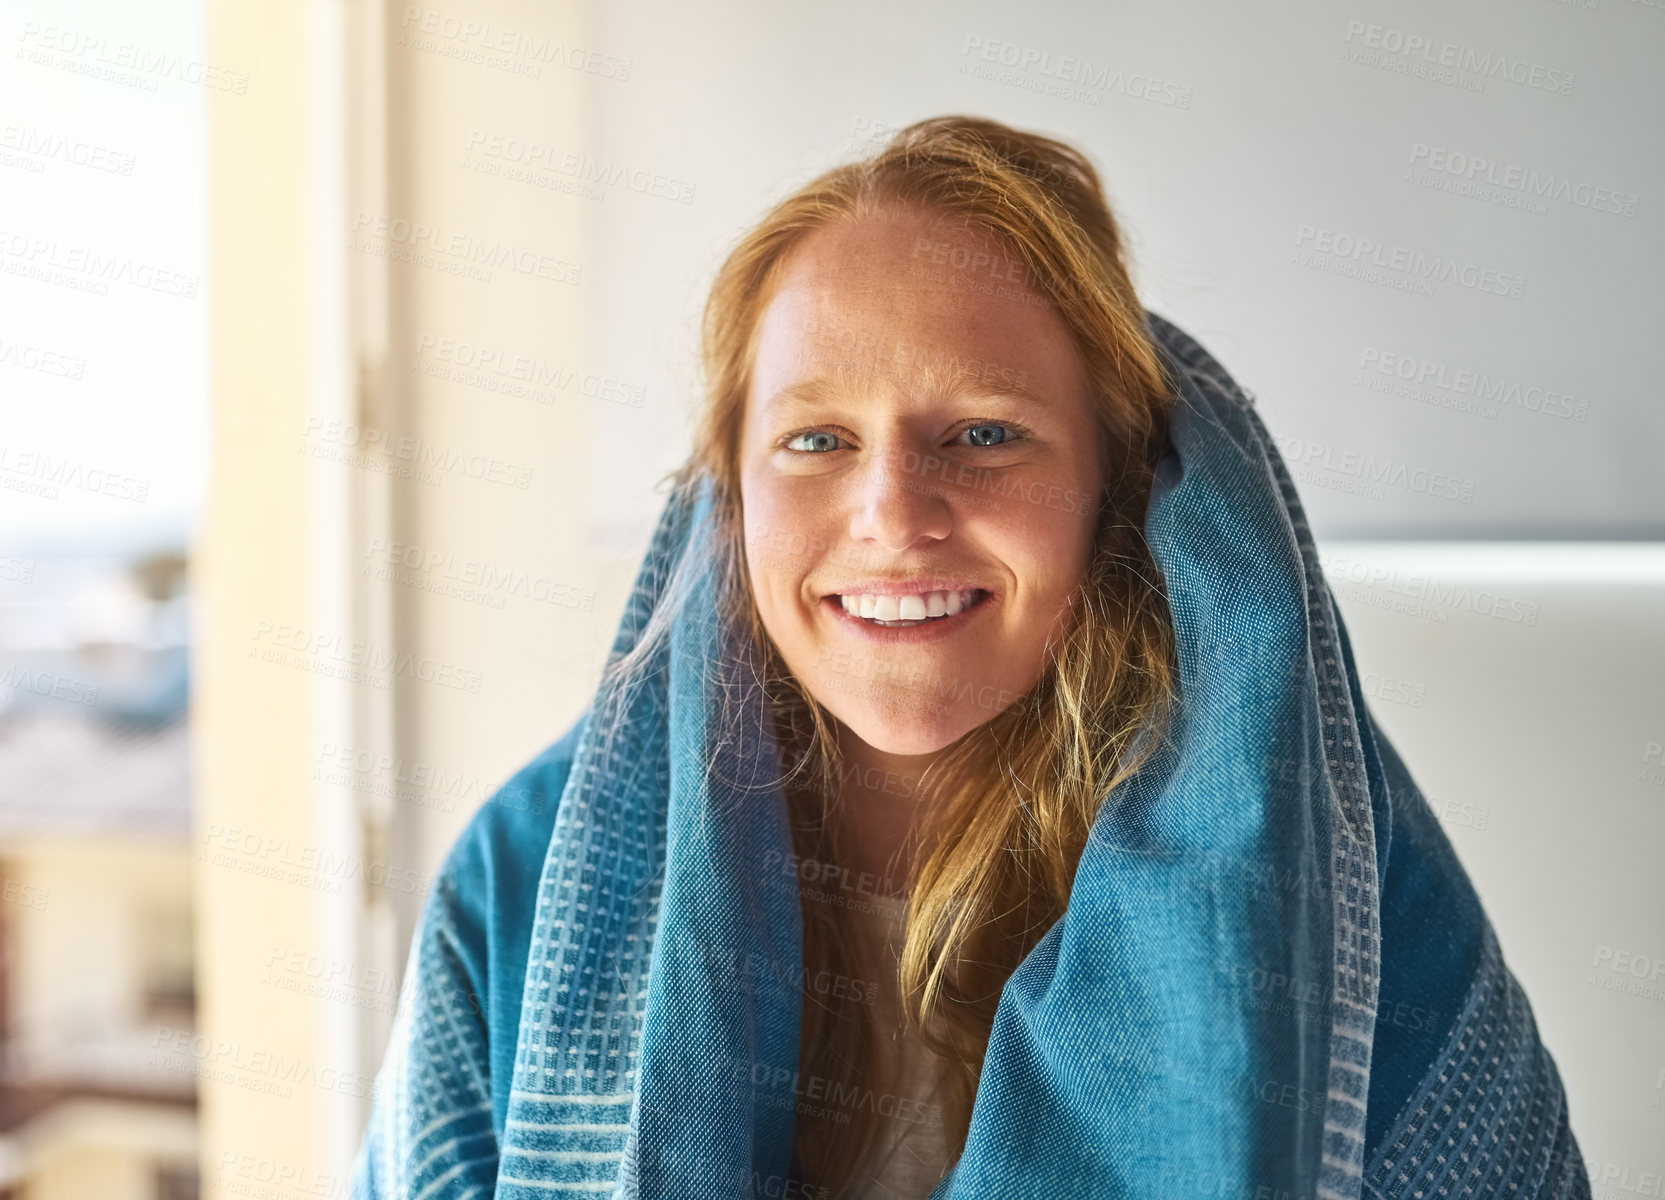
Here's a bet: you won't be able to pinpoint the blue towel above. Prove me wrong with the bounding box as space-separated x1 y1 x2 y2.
353 311 1589 1199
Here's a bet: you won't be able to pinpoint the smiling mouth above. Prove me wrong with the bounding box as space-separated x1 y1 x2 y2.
833 588 991 627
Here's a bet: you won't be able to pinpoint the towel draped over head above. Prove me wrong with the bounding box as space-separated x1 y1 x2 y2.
354 312 1588 1199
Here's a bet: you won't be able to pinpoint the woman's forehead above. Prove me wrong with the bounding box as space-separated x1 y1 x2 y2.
749 248 1080 412
774 208 1026 293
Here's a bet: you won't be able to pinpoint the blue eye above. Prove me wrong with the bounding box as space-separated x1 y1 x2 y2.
780 421 1026 454
784 431 847 453
956 423 1016 447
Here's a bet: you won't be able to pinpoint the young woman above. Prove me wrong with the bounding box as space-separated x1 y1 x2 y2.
354 117 1588 1200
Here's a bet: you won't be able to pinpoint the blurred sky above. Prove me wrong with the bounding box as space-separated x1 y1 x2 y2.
0 0 207 557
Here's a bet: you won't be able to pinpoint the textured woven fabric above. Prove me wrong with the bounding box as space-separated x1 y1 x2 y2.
352 311 1589 1199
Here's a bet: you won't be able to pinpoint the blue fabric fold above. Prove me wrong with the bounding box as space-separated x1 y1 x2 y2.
353 311 1588 1199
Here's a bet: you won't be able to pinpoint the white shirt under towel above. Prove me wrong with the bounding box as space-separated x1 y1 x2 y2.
836 891 959 1200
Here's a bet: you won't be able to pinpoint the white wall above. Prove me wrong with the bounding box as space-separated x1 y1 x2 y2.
582 0 1663 542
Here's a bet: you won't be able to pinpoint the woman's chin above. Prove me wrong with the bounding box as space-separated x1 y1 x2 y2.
829 704 982 760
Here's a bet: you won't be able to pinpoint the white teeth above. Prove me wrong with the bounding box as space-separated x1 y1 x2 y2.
837 589 982 625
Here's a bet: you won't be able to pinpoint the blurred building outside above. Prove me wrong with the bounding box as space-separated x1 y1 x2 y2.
0 550 197 1200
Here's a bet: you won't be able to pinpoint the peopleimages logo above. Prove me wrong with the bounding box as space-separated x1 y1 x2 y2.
1278 436 1478 504
0 335 88 380
249 618 486 694
413 332 644 408
200 823 433 897
1408 143 1639 219
1356 346 1590 423
397 6 633 80
364 535 595 611
1585 1161 1665 1198
0 228 200 298
958 36 1193 108
1294 224 1524 300
349 211 582 285
0 443 149 503
17 21 251 93
0 123 136 175
1319 550 1541 627
300 415 533 490
464 130 695 203
1341 20 1575 95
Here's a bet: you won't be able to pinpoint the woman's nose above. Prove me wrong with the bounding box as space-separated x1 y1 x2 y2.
847 443 953 551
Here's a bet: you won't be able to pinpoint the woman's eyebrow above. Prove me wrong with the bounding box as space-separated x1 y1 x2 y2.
765 362 1046 413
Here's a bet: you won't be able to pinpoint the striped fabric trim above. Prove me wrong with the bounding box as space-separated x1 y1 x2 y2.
1363 924 1591 1200
496 1094 636 1199
353 870 501 1200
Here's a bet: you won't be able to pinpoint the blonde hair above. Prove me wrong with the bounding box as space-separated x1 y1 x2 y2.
604 115 1180 1196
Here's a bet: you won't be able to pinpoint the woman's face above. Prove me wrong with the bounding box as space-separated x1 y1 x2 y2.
738 206 1104 759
